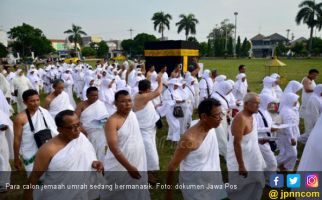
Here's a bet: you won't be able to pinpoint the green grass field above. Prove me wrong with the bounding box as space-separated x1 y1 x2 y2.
1 58 321 200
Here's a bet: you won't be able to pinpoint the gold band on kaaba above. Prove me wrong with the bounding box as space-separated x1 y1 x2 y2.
144 41 199 74
144 49 199 57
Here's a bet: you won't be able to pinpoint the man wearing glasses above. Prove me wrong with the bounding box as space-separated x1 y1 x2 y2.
23 110 103 200
166 98 225 200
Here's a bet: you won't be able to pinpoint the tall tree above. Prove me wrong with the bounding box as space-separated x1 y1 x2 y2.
7 23 54 57
236 36 241 57
295 0 322 55
199 42 208 57
227 37 233 56
151 11 172 39
81 47 96 57
240 38 251 57
0 42 8 57
121 33 158 57
176 14 199 40
121 39 134 56
96 41 109 58
132 33 158 57
187 36 199 43
64 24 87 51
207 19 235 57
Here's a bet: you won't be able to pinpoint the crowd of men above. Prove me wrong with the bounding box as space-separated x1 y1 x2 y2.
0 58 321 200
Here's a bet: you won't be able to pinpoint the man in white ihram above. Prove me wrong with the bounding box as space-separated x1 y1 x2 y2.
102 90 150 200
44 79 74 118
133 77 163 183
23 110 103 200
13 89 58 174
76 87 109 161
226 92 266 200
299 84 322 144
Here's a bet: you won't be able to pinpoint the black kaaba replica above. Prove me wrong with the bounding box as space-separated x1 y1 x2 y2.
144 40 199 74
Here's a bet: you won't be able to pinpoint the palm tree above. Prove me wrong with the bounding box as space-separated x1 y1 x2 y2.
151 11 172 39
64 24 87 51
176 14 199 40
295 0 322 55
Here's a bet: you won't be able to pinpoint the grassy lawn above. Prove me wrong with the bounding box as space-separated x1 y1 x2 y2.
1 58 321 200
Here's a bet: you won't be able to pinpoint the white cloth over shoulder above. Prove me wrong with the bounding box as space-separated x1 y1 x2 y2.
135 101 159 171
0 110 13 187
21 107 58 171
0 89 11 116
104 111 146 171
226 117 266 200
233 73 247 102
0 73 11 98
34 133 100 200
48 91 74 118
298 113 322 171
180 121 221 171
179 119 226 200
102 111 150 200
301 84 322 141
300 77 316 117
80 100 109 161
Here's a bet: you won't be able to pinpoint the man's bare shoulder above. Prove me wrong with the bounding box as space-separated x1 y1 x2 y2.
37 137 64 159
180 127 199 150
15 111 28 124
233 112 247 122
302 77 311 86
106 113 121 126
45 93 54 103
76 101 87 110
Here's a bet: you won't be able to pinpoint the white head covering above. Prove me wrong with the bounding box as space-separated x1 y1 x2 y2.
236 73 246 81
226 79 235 88
16 69 22 74
186 76 195 86
168 78 177 85
313 84 322 96
0 89 10 116
184 71 191 80
215 75 226 83
270 73 280 80
259 93 277 110
281 93 299 109
202 69 210 79
116 79 126 90
284 80 303 94
167 78 182 90
216 81 233 96
263 76 276 88
150 72 158 89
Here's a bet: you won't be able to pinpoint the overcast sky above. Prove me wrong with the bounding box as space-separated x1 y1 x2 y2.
1 0 321 42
